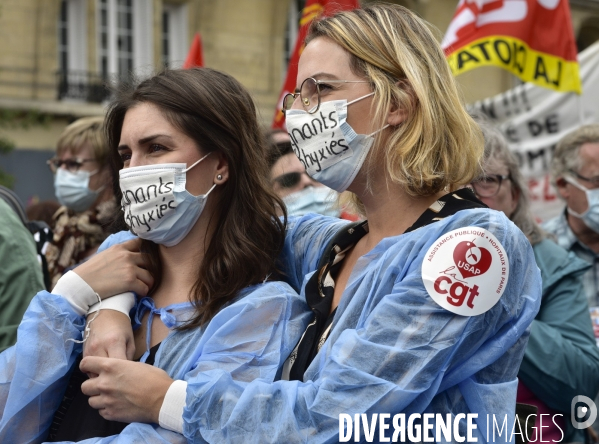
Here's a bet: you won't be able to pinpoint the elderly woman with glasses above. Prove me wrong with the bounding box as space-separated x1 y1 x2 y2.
470 121 599 443
80 4 541 442
45 117 118 287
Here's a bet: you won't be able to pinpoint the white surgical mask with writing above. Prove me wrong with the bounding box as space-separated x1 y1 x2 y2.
565 176 599 234
119 152 215 247
54 168 103 213
285 93 388 192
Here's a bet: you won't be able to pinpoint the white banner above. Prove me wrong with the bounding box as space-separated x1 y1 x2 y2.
469 41 599 222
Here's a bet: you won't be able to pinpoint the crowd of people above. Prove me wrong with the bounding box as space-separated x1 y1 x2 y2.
0 3 598 443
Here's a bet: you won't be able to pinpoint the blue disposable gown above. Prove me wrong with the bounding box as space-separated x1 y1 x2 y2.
179 209 542 443
0 232 310 443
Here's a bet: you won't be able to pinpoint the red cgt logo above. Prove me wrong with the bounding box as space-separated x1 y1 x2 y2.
453 241 492 279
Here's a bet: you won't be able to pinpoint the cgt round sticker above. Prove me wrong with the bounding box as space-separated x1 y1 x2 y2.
422 227 509 316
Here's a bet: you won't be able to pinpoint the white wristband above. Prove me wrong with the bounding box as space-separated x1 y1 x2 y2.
52 271 99 316
159 380 187 434
87 292 136 318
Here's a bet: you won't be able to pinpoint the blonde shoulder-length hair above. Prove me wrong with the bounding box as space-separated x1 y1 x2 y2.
306 3 483 204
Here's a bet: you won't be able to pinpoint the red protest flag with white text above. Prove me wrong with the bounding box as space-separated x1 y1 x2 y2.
442 0 581 94
271 0 360 129
183 33 204 69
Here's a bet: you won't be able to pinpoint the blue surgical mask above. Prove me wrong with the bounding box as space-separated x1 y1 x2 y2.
565 176 599 233
285 93 388 192
283 186 340 217
54 168 102 212
119 153 215 247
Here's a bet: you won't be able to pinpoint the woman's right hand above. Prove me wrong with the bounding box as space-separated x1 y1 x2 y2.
74 238 154 299
83 310 135 360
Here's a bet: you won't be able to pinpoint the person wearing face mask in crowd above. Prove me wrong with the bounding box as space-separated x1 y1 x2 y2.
542 124 599 440
45 117 118 288
82 5 542 442
470 121 599 444
268 130 358 221
267 129 360 220
267 129 340 217
0 68 309 443
543 125 599 310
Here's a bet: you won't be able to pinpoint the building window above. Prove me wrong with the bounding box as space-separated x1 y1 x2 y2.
162 3 188 69
97 0 153 82
57 0 97 102
116 0 133 80
58 0 68 74
162 10 170 67
57 0 87 73
99 0 109 79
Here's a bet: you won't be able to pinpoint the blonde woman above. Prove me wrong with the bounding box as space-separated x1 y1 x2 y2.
81 4 541 442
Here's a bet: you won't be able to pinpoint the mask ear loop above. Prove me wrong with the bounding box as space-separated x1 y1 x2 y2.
369 124 390 137
564 176 592 218
203 183 217 197
184 151 212 172
346 91 375 106
346 91 389 136
85 167 107 194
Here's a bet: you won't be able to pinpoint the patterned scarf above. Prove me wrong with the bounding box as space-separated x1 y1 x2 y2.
46 199 117 288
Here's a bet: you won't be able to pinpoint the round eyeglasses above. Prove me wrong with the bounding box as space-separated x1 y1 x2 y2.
282 77 370 115
470 174 511 197
47 157 96 173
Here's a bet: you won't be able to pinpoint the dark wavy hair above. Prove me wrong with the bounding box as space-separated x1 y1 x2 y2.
105 68 287 329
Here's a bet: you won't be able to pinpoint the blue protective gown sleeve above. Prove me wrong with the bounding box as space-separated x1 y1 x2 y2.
0 293 84 443
279 214 348 292
0 231 310 444
179 210 542 443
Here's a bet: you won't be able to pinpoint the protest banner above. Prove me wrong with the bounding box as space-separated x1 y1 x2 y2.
443 0 581 94
469 41 599 222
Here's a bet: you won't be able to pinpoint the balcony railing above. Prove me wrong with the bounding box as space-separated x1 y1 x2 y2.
56 70 111 103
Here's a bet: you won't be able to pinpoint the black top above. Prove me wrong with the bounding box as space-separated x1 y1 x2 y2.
46 342 161 442
286 188 486 381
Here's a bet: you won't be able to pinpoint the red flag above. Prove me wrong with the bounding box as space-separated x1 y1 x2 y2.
442 0 580 94
183 33 204 69
272 0 360 129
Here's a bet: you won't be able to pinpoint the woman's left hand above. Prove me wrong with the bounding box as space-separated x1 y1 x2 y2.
80 356 174 424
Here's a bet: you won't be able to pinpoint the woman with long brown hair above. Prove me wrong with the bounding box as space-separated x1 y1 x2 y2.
0 68 308 442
